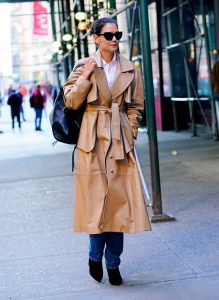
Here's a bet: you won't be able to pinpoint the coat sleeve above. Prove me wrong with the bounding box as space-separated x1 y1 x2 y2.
126 68 145 138
63 65 93 110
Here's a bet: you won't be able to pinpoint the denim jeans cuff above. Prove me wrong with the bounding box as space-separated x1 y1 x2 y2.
89 256 102 263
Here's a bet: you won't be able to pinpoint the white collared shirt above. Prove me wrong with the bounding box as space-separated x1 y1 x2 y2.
102 53 117 89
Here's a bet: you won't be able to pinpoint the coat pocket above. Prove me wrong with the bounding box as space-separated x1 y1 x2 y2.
121 113 134 153
77 111 98 152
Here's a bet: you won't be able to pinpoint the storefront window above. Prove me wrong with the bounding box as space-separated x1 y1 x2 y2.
162 0 214 98
194 2 214 96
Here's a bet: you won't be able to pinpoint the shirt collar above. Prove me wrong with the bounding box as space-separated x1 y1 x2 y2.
102 52 117 67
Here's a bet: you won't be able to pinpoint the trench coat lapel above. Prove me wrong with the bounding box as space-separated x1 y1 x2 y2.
93 51 135 102
93 67 111 102
93 51 111 103
110 53 135 100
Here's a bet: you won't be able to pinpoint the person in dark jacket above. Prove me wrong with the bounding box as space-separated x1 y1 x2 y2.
32 85 44 130
7 90 22 130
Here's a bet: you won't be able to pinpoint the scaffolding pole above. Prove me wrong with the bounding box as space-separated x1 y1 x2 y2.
139 0 175 223
200 0 219 140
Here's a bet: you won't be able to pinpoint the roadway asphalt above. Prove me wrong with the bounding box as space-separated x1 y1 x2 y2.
0 102 219 299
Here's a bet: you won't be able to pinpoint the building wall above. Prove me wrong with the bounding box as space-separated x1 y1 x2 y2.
0 3 12 95
160 0 216 130
10 1 53 85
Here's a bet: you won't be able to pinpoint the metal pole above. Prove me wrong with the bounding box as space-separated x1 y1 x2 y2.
200 0 219 140
74 3 82 59
129 1 137 60
66 0 75 70
179 0 197 136
162 0 179 132
108 0 116 9
79 0 89 57
139 0 175 222
92 0 98 20
213 0 219 65
59 0 69 78
49 0 61 88
156 0 165 110
134 147 152 206
214 0 219 50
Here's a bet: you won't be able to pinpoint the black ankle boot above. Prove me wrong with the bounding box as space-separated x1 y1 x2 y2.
89 258 103 282
107 268 123 285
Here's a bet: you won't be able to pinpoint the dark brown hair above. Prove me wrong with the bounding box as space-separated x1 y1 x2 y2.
89 18 117 36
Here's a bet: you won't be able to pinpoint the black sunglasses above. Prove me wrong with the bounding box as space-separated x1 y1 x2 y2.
98 31 123 41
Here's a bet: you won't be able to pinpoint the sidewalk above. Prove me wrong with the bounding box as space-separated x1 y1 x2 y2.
0 105 219 299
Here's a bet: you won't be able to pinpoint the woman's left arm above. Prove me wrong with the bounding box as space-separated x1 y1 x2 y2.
127 68 145 139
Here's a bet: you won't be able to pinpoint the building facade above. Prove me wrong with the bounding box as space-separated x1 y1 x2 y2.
48 0 219 135
1 0 218 135
2 1 53 88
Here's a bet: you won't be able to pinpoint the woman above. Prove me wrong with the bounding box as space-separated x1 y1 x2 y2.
63 18 151 286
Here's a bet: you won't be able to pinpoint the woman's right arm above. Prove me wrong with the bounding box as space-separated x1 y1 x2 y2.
63 66 92 110
63 58 97 110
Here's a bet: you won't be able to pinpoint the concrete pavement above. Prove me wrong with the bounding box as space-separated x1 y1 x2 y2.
0 102 219 299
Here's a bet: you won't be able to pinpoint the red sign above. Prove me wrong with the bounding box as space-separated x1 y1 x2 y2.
33 2 48 36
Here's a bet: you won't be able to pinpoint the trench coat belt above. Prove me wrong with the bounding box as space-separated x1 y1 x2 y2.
86 103 126 160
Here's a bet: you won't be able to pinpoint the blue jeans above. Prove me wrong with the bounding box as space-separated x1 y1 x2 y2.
35 108 43 129
89 233 124 269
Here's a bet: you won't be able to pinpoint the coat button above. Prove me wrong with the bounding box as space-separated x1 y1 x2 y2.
109 155 113 159
110 169 114 173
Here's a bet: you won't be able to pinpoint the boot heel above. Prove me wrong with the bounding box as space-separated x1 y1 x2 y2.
107 268 123 285
89 258 103 282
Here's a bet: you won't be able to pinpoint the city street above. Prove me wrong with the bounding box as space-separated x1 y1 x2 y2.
1 102 219 299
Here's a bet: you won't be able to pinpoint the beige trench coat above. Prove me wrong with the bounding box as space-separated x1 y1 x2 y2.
63 50 151 234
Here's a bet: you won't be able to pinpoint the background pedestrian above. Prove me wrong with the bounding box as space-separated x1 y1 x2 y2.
32 85 44 131
7 89 22 130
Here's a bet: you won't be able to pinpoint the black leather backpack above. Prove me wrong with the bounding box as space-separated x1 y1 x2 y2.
49 87 85 145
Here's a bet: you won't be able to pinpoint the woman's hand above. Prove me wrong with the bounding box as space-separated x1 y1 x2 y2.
82 58 97 80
